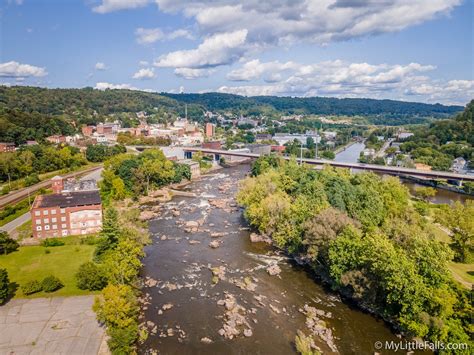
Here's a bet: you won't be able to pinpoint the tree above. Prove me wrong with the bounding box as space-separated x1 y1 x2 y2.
414 187 437 202
320 150 335 160
0 231 19 255
93 283 139 329
94 208 120 262
76 262 108 291
0 269 9 303
104 239 144 285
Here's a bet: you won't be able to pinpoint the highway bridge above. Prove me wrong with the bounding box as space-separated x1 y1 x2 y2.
182 147 474 182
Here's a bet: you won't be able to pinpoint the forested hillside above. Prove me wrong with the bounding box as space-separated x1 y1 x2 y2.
0 86 466 144
400 100 474 170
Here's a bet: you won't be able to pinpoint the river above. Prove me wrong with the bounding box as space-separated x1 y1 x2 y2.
333 141 472 204
140 165 406 354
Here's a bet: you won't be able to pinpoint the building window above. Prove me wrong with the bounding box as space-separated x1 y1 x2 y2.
61 223 67 228
61 216 66 222
51 209 56 215
62 230 68 236
35 211 40 216
35 220 41 225
52 225 58 230
60 208 66 213
44 225 50 230
43 210 49 215
43 218 49 223
36 226 42 231
51 217 57 223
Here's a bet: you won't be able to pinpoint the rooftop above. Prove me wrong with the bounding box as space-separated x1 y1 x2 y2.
33 191 101 209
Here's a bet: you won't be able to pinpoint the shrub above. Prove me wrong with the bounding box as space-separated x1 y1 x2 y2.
41 276 63 292
80 235 100 245
24 174 40 187
0 269 9 303
41 238 65 247
44 249 51 254
76 262 108 291
1 185 10 195
22 280 42 295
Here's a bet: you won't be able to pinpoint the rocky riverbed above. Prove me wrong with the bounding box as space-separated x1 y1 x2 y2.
139 164 403 354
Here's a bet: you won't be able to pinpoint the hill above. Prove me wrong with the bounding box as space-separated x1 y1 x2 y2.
0 86 465 144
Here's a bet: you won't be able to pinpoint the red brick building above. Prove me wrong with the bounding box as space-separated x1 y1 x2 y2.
0 142 15 153
31 177 102 238
205 122 215 137
202 141 222 150
46 135 66 144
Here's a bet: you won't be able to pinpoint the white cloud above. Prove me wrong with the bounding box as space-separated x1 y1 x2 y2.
139 60 149 66
153 0 461 47
0 61 47 78
132 68 156 80
174 68 215 79
217 59 473 104
154 29 247 69
95 82 139 90
95 62 107 70
135 28 164 44
135 27 194 44
93 0 149 14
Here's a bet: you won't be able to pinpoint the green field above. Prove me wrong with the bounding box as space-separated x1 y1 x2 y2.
0 237 97 298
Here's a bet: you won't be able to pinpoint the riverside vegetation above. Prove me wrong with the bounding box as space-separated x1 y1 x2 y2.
237 156 472 353
89 149 191 354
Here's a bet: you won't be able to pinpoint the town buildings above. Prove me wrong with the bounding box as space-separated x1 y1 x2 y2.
46 135 66 144
31 176 102 238
0 142 15 153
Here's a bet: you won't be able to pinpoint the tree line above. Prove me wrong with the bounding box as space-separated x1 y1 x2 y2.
238 156 472 352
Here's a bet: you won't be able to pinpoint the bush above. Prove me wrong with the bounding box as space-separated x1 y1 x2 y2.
44 249 51 254
24 174 40 187
0 269 9 303
80 235 100 245
76 262 108 291
41 276 63 292
22 280 42 295
41 238 65 247
1 185 10 195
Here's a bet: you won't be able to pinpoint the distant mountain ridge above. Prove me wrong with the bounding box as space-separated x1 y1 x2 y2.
0 85 463 119
161 92 463 118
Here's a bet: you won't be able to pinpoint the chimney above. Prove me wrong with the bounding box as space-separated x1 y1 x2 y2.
51 176 63 194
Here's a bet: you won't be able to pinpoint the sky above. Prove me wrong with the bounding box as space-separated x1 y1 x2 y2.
0 0 473 105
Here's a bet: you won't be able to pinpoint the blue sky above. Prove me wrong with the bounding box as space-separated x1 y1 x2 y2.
0 0 472 105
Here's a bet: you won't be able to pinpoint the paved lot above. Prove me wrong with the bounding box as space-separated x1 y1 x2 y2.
0 296 108 355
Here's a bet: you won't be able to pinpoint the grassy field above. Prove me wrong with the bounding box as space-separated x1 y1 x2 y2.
0 236 97 298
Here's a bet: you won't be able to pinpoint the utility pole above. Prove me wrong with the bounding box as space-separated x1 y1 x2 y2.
315 129 318 159
300 140 303 165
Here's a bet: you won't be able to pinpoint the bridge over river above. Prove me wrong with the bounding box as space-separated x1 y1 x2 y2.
181 147 474 182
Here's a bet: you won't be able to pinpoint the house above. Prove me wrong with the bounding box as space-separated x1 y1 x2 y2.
0 142 15 153
256 134 272 142
26 140 38 146
414 163 432 171
362 148 376 157
46 135 66 144
397 132 414 140
451 157 466 172
322 131 337 140
31 176 102 238
271 145 286 154
180 159 201 179
205 123 216 138
96 123 119 135
82 125 95 136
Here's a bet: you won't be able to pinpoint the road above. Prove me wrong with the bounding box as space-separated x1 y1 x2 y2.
0 167 103 234
0 165 102 209
374 138 395 158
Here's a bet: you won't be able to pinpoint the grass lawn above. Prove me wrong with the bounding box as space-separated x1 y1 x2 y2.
449 262 474 286
0 237 97 298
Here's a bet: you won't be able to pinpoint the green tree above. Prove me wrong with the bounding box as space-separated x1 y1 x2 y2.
414 187 437 202
104 239 144 285
0 269 9 303
0 231 19 255
76 262 108 291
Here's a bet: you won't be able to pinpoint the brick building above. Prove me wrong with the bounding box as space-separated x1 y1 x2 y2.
31 177 102 238
0 142 15 153
205 122 216 137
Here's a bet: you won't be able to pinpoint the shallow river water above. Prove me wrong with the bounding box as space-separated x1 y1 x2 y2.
140 165 412 354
